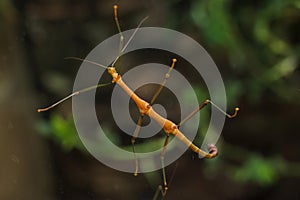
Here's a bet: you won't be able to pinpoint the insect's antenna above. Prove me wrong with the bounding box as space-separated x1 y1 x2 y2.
37 83 111 112
111 16 149 67
121 16 148 53
65 57 108 69
37 93 76 112
178 100 239 127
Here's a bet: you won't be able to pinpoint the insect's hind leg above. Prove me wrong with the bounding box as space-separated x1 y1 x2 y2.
131 114 144 176
151 135 170 200
149 59 177 198
160 134 170 196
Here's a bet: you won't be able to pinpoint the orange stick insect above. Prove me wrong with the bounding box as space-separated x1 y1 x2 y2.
38 5 239 199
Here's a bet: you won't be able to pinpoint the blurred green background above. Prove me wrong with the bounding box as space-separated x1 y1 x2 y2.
1 0 300 199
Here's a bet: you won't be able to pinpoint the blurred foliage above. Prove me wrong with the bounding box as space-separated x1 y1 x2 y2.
233 154 285 186
202 144 300 187
38 114 85 152
191 0 300 103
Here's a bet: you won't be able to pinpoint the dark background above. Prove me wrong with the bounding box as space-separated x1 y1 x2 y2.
1 0 300 199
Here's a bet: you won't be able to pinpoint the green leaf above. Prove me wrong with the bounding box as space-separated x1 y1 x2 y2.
233 154 286 186
50 114 85 152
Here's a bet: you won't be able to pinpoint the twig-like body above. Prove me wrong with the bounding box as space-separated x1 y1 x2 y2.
107 67 219 158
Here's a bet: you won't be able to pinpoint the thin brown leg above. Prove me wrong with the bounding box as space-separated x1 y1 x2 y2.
131 59 177 176
152 185 164 200
152 134 170 200
150 59 177 105
150 59 176 198
178 99 239 127
161 134 170 197
131 115 144 176
177 99 210 127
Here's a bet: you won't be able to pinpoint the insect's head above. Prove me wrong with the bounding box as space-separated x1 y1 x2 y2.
107 67 120 83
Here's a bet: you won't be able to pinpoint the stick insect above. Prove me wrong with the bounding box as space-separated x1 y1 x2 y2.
37 5 239 199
